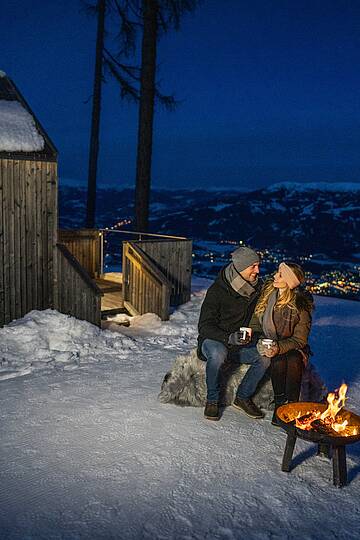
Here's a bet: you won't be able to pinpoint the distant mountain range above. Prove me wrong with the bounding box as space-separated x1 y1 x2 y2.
59 182 360 260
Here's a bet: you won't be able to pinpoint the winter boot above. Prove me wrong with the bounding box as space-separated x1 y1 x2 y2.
204 401 220 421
233 397 265 419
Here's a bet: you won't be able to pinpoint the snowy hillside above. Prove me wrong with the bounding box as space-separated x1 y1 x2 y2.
0 278 359 539
267 181 360 193
58 183 360 259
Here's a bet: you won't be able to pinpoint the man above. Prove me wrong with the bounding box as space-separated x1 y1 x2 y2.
197 246 270 421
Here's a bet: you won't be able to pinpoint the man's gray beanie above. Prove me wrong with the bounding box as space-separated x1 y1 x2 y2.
231 246 260 272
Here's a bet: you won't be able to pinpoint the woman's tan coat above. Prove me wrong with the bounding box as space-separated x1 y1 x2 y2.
250 289 313 358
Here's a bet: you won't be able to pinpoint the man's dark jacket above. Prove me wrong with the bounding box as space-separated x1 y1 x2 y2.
197 268 262 360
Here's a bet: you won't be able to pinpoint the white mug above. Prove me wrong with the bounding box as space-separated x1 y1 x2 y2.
239 327 252 341
261 338 275 349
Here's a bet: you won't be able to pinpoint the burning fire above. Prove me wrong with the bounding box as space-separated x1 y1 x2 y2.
295 384 357 436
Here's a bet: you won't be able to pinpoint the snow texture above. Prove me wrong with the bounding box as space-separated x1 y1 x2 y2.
0 278 359 539
0 70 6 77
0 100 44 152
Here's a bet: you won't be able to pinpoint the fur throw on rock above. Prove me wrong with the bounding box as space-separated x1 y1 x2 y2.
158 349 327 408
158 349 273 409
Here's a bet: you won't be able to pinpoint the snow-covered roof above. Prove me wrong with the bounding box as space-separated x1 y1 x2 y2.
0 73 56 158
0 100 44 152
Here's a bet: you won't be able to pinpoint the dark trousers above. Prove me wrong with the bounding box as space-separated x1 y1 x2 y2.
271 350 304 403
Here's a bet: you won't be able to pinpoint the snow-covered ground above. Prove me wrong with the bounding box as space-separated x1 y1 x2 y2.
0 277 359 539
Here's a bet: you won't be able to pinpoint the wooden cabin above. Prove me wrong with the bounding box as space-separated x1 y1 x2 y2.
0 73 58 326
0 74 102 326
0 73 192 327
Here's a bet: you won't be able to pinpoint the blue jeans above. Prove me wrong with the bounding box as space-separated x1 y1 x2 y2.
201 339 271 402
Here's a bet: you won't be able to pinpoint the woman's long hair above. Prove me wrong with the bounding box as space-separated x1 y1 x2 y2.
255 262 305 317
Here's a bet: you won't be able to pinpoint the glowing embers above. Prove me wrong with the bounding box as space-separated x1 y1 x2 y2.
294 384 358 437
277 385 360 439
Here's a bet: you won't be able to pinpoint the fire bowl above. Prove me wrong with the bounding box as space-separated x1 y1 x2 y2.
276 402 360 446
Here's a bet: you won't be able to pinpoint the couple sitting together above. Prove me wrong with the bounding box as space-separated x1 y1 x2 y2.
197 246 313 423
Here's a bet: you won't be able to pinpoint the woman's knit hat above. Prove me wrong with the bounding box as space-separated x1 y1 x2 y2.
279 262 302 289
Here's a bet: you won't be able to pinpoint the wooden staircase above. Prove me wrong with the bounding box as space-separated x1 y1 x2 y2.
57 229 192 326
94 274 126 317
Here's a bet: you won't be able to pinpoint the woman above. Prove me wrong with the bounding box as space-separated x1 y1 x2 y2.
253 262 314 425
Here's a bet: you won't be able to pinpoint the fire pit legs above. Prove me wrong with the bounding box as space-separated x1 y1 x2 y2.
281 438 348 487
317 443 331 459
276 401 360 487
281 429 297 472
332 446 347 488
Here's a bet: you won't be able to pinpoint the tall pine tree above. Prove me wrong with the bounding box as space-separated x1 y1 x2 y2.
86 0 106 229
104 0 199 231
134 0 158 231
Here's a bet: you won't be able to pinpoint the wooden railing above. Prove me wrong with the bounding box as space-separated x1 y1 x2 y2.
122 242 171 320
134 239 192 306
58 229 101 278
57 229 192 322
55 243 102 326
99 230 192 307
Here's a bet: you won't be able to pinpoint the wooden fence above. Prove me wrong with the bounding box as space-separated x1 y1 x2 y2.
122 242 171 320
134 239 193 305
58 229 101 278
0 159 57 326
55 243 102 326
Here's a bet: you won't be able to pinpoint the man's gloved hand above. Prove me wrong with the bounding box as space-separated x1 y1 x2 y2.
228 331 251 346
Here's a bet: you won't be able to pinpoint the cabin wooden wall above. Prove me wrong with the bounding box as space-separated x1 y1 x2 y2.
135 239 193 305
0 158 57 326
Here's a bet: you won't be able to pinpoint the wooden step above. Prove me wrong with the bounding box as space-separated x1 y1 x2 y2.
95 278 123 294
101 289 124 312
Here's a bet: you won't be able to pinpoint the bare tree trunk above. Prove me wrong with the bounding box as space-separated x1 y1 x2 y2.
86 0 106 229
135 0 158 232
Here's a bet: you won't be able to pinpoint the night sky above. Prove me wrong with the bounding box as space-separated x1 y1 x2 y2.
2 0 360 190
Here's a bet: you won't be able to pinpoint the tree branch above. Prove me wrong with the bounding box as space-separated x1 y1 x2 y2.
104 47 141 81
104 57 140 102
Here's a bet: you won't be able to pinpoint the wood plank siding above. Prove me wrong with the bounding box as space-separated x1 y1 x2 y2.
58 229 101 278
55 243 102 327
135 239 192 305
0 159 57 326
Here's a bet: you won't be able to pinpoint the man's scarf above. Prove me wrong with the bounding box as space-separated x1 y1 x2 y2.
224 262 258 298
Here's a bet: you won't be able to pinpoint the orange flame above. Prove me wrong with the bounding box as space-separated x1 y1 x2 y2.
320 383 348 432
295 384 349 434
